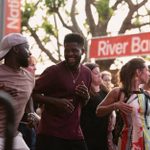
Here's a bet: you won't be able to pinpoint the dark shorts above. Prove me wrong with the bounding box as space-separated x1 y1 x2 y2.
36 134 88 150
18 123 36 150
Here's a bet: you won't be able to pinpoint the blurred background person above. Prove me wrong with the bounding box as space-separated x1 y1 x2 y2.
80 63 111 150
18 55 40 150
26 55 37 75
101 70 114 91
101 70 116 150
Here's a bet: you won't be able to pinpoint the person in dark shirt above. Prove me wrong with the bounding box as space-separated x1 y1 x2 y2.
80 63 110 150
32 33 91 150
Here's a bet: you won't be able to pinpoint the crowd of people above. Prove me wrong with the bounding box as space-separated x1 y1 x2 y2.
0 32 150 150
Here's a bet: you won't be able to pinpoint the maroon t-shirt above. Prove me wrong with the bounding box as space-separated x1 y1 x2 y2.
33 61 91 140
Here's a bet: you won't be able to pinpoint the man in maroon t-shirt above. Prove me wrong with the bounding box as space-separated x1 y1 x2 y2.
33 33 91 150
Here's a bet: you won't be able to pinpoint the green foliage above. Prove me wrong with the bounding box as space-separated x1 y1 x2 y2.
42 35 51 44
22 2 36 26
83 20 90 32
44 0 66 13
95 0 113 24
133 17 141 26
21 0 150 65
42 17 56 36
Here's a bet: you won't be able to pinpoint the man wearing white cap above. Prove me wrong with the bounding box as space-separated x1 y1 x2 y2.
0 33 35 150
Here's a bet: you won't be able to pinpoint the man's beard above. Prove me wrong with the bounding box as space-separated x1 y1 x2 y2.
65 56 81 69
19 58 29 68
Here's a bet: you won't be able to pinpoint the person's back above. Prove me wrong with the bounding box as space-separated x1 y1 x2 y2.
0 33 34 150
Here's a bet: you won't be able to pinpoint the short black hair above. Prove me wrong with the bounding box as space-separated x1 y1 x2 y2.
64 33 84 47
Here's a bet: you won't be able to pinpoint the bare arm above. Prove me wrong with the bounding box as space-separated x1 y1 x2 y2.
96 87 133 117
96 88 119 117
25 98 41 127
25 97 34 113
32 93 75 114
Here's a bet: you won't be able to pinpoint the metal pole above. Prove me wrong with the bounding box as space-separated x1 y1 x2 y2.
0 90 15 150
0 0 5 40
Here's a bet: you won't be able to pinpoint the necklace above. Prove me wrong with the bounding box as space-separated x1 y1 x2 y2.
69 66 81 84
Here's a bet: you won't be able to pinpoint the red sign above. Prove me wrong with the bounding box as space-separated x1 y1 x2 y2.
4 0 21 35
89 32 150 59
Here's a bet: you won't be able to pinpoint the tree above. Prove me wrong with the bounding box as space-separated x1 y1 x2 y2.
22 0 150 70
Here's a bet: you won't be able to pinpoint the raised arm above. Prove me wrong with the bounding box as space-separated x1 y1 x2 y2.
32 93 75 114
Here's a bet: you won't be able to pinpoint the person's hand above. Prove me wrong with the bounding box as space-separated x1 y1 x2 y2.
0 83 18 97
27 112 40 128
115 101 133 115
54 98 75 114
75 81 90 100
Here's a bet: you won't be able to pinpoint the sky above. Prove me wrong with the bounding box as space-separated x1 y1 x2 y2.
22 0 150 74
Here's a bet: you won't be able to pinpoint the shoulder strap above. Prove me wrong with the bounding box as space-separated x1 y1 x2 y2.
140 88 150 99
140 88 150 129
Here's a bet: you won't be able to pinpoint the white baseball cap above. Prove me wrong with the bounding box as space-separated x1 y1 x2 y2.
0 33 28 60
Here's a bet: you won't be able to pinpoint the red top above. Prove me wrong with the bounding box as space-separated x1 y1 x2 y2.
33 61 91 139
